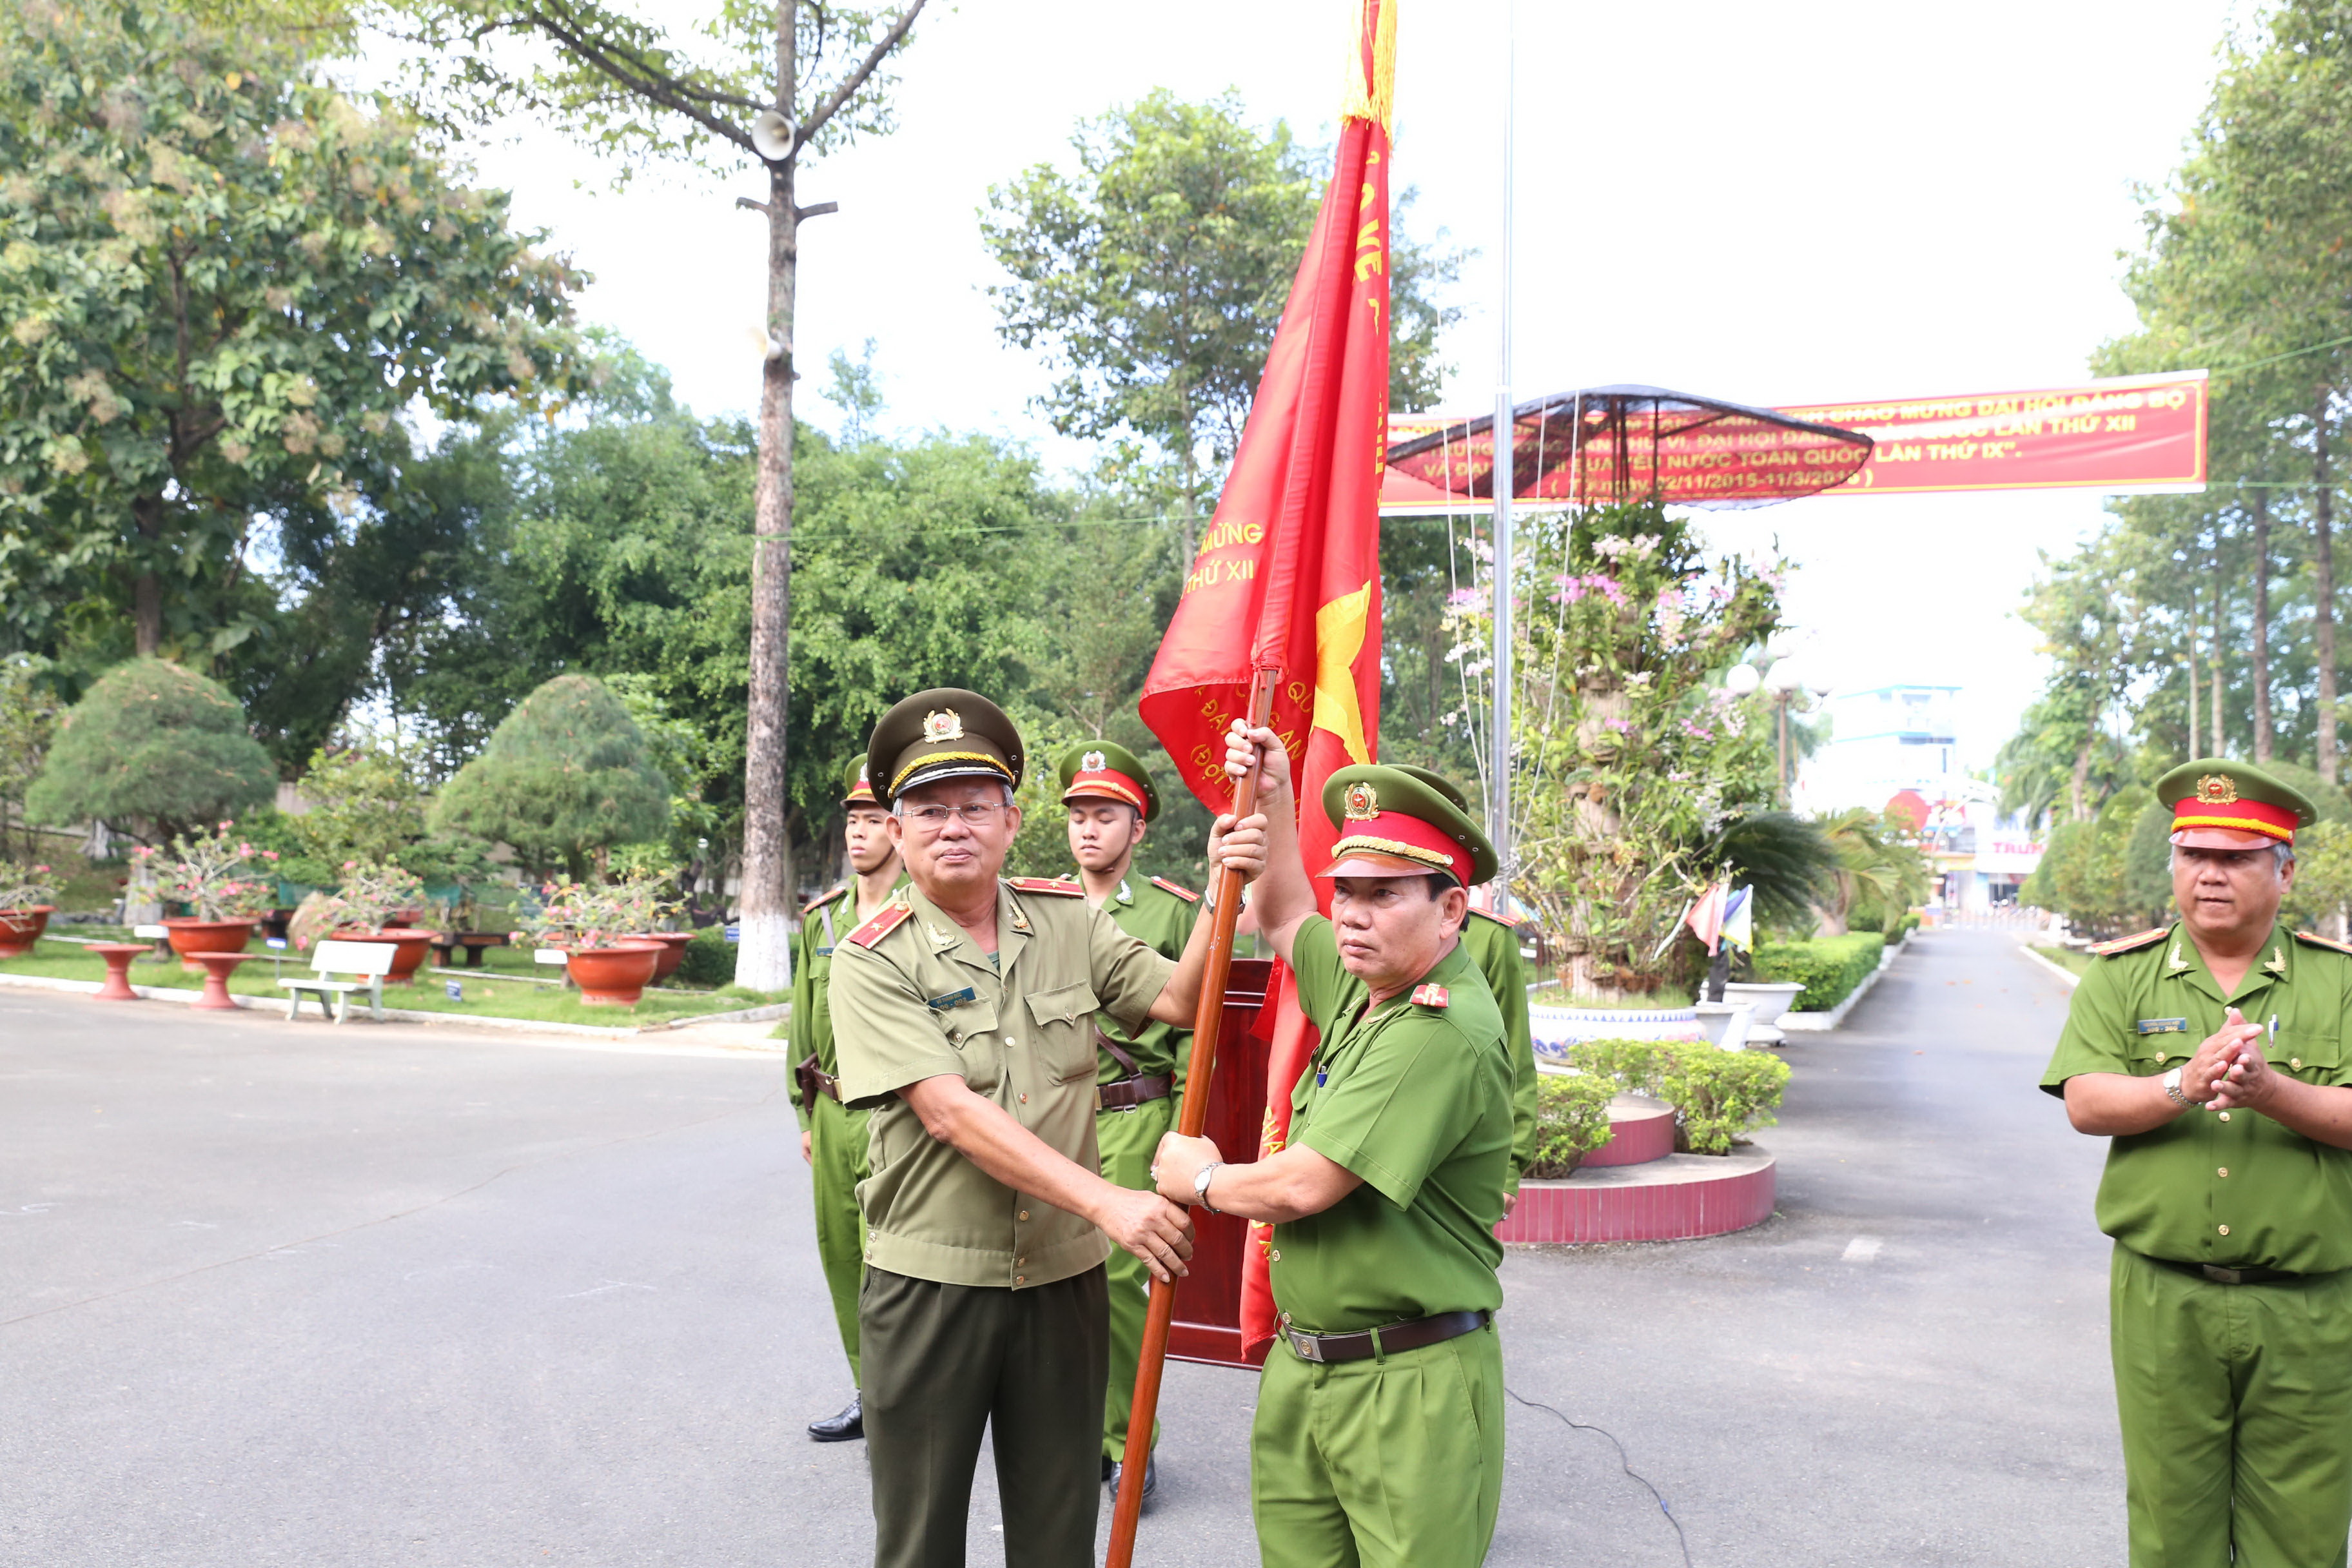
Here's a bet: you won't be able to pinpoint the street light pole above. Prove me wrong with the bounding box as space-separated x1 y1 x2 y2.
1487 0 1516 908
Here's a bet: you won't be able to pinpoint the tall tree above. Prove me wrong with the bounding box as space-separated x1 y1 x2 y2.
981 91 1464 560
0 1 582 660
393 0 927 988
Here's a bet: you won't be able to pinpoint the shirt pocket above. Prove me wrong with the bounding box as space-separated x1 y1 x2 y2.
2273 1015 2343 1085
1025 982 1104 1084
940 999 1004 1093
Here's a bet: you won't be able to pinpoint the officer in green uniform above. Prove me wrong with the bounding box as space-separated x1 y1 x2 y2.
2043 757 2352 1567
1391 763 1539 1202
791 756 906 1442
830 689 1257 1568
1055 740 1195 1502
1153 725 1513 1568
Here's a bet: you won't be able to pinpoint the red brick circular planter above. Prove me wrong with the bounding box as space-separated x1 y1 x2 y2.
637 931 695 981
333 928 438 985
0 904 54 960
162 916 257 973
565 942 663 1006
1500 1150 1776 1244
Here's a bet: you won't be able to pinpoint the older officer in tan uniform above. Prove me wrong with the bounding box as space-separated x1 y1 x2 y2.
2044 758 2352 1567
830 689 1256 1568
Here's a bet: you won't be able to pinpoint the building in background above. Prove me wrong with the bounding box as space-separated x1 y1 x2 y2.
1796 683 2043 912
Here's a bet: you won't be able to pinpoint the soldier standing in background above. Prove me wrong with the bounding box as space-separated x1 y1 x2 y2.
1056 740 1195 1504
791 757 905 1443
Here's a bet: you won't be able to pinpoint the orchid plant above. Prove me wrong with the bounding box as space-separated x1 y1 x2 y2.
133 822 278 921
0 861 59 916
515 870 677 951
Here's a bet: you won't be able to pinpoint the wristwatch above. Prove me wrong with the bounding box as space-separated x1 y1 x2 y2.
2164 1066 2190 1108
1194 1161 1225 1215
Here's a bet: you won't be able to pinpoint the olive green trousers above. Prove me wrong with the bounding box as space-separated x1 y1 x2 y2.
1098 1096 1175 1463
807 1093 870 1386
2112 1243 2352 1567
862 1264 1109 1568
1251 1320 1504 1568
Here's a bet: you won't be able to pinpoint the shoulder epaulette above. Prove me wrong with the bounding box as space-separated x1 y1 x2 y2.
2088 927 2170 957
1006 876 1085 897
1467 906 1520 928
1149 875 1200 904
847 902 914 948
2295 930 2352 956
803 882 850 916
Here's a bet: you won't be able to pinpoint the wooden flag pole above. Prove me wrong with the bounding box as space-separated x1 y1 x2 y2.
1105 667 1282 1567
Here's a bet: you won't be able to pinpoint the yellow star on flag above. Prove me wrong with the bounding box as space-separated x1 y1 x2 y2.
1312 581 1374 765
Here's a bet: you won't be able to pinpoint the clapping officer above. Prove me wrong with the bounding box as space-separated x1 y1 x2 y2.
828 690 1264 1568
1152 723 1514 1568
2043 758 2352 1565
1055 740 1197 1504
790 757 906 1442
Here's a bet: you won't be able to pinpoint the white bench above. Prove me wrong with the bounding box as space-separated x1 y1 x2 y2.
280 939 397 1023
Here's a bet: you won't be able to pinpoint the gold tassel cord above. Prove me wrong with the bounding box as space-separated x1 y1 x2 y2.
1337 0 1397 136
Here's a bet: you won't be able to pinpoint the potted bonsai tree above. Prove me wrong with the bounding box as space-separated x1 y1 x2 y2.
140 823 278 970
0 861 61 959
288 860 436 984
518 877 667 1006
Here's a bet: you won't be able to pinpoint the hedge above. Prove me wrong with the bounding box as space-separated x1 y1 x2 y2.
1538 1038 1794 1157
1752 932 1885 1012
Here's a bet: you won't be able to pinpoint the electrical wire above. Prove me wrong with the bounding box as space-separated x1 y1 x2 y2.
1505 1384 1695 1568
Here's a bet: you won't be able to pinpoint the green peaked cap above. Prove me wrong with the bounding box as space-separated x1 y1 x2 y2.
1056 740 1161 823
865 687 1025 805
1319 763 1498 886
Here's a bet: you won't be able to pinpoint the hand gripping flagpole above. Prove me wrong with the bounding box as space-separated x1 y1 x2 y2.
1106 665 1283 1567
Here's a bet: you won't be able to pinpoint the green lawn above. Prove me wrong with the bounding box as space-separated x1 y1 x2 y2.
2031 945 2094 978
2 938 782 1029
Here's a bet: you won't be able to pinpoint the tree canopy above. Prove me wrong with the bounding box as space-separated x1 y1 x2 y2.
427 672 671 879
23 656 274 839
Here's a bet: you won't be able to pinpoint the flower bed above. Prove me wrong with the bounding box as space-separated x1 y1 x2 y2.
1532 1037 1792 1155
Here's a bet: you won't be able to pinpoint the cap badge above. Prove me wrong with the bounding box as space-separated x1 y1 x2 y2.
857 761 870 783
1342 781 1380 821
2196 774 2239 807
923 708 964 743
1081 750 1106 772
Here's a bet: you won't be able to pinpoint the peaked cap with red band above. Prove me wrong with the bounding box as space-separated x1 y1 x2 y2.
1055 740 1161 823
841 755 880 808
2154 757 2317 850
1317 763 1498 886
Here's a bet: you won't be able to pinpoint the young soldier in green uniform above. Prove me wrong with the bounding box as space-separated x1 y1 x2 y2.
1055 740 1195 1504
2043 758 2352 1567
790 757 905 1442
1154 724 1514 1568
829 690 1261 1568
1391 764 1539 1206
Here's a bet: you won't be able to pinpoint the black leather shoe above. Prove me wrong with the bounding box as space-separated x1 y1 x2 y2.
808 1393 863 1442
1105 1456 1159 1508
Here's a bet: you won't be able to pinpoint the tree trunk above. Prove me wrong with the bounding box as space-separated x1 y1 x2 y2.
2254 489 2274 762
2317 388 2339 784
734 18 803 992
2187 578 2200 759
2211 574 2224 759
2069 732 2093 823
132 493 164 655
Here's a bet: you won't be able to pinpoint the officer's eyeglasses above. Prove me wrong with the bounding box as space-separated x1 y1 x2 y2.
905 803 1005 830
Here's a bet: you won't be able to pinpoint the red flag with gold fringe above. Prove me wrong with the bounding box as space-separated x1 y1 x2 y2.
1137 0 1395 1355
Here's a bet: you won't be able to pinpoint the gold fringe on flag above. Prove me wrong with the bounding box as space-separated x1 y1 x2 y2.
1337 0 1396 136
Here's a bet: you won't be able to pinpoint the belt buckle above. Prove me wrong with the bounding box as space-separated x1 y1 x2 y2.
1287 1328 1325 1363
2202 1264 2245 1285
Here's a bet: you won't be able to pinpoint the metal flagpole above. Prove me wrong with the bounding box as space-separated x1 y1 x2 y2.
1487 0 1516 907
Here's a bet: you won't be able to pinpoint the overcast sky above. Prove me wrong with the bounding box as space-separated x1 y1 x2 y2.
422 0 2253 776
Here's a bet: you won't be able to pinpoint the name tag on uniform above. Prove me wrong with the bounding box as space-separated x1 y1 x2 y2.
926 986 977 1011
2136 1018 2190 1035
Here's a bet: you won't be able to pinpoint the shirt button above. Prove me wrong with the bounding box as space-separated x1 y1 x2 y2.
2157 1053 2170 1063
2219 1167 2230 1178
2218 1224 2230 1236
1269 1249 1282 1262
1015 1275 1026 1286
2219 1111 2232 1122
1016 1256 1027 1266
1018 1093 1029 1104
2291 1057 2303 1069
1018 1210 1030 1221
1006 1036 1019 1046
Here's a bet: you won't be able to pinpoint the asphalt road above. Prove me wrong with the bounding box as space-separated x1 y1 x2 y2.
0 929 2115 1567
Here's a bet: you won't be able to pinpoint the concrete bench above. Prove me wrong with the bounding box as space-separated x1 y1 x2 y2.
280 939 397 1024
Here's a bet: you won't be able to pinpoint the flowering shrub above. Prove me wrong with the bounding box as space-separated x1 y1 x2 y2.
0 861 60 912
514 869 677 951
133 821 278 921
287 859 429 947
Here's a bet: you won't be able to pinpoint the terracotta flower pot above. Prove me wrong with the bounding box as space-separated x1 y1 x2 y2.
162 916 258 972
0 905 53 960
565 942 663 1006
638 931 696 982
335 927 438 985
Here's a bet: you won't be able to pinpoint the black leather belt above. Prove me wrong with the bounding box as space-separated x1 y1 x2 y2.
1097 1074 1171 1111
1282 1309 1491 1364
2144 1253 2317 1286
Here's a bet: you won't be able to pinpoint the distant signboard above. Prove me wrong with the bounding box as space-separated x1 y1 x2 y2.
1975 836 2048 876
